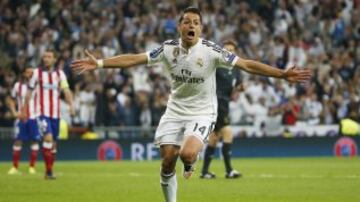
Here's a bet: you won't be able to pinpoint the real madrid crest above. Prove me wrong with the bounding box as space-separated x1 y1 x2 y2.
173 47 180 57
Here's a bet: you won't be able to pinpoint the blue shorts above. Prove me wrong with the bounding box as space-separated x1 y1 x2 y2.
15 119 41 141
37 116 60 140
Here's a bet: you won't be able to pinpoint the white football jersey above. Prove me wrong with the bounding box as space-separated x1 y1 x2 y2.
146 38 239 120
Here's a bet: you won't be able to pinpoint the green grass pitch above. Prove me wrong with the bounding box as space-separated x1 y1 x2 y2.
0 157 359 202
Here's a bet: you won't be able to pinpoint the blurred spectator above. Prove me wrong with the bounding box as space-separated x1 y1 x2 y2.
151 88 167 126
103 88 122 126
79 84 96 127
0 96 14 127
282 97 300 126
304 94 323 125
286 40 307 68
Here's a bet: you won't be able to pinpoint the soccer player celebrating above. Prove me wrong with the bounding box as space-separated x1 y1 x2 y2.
23 50 74 179
71 7 311 202
7 67 40 175
200 40 242 179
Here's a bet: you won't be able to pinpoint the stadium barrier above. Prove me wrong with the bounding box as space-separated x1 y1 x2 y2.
0 125 358 161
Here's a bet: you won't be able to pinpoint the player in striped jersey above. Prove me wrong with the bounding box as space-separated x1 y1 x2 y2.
23 50 75 179
7 67 40 175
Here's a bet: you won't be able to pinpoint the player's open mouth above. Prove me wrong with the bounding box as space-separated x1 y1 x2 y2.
187 31 195 39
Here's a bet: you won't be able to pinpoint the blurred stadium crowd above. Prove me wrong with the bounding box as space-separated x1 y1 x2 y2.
0 0 359 129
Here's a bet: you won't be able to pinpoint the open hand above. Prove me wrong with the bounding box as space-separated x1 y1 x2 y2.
284 66 312 84
71 50 98 74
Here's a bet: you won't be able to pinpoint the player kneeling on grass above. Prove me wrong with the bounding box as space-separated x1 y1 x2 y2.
71 7 311 202
8 67 40 175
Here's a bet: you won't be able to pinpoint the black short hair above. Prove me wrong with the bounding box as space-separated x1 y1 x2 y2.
178 7 202 24
21 66 32 73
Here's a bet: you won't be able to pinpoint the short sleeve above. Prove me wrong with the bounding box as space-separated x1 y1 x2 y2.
11 82 18 98
28 68 38 90
59 70 69 90
146 44 165 65
214 47 239 69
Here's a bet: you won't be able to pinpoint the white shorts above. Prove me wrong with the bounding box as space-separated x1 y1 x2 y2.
154 116 216 147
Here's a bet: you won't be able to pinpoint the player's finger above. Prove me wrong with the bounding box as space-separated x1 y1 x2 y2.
85 49 96 61
70 60 87 68
298 72 311 78
72 65 85 73
297 71 311 78
71 62 90 70
71 58 88 63
70 62 80 69
301 72 312 77
300 69 312 74
77 68 86 75
71 65 83 72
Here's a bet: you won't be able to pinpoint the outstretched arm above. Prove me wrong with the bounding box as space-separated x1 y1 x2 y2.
235 58 311 83
71 50 148 73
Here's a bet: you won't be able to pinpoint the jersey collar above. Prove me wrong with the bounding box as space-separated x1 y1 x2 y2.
40 65 56 72
179 38 202 55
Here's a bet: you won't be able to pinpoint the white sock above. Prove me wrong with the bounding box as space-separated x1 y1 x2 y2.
160 171 177 202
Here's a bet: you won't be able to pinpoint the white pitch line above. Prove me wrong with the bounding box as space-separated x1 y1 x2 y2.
299 174 324 178
245 174 360 179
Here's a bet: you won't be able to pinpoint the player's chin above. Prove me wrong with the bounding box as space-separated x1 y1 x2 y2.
184 36 197 43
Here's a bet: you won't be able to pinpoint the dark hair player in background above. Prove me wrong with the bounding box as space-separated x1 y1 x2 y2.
201 40 242 179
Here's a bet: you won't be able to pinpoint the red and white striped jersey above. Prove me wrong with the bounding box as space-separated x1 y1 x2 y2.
28 67 69 119
11 81 38 119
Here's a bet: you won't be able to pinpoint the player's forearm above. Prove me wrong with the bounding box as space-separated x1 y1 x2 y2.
239 59 285 79
102 53 147 68
23 91 32 111
64 89 74 108
8 99 17 117
20 90 32 117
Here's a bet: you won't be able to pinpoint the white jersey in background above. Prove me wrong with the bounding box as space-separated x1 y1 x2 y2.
28 67 69 119
11 81 37 119
146 38 239 120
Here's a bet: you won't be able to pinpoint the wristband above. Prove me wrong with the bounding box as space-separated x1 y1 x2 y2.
96 59 104 68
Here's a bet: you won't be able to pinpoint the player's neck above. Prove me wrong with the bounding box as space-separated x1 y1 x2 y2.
44 65 54 71
181 38 199 50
